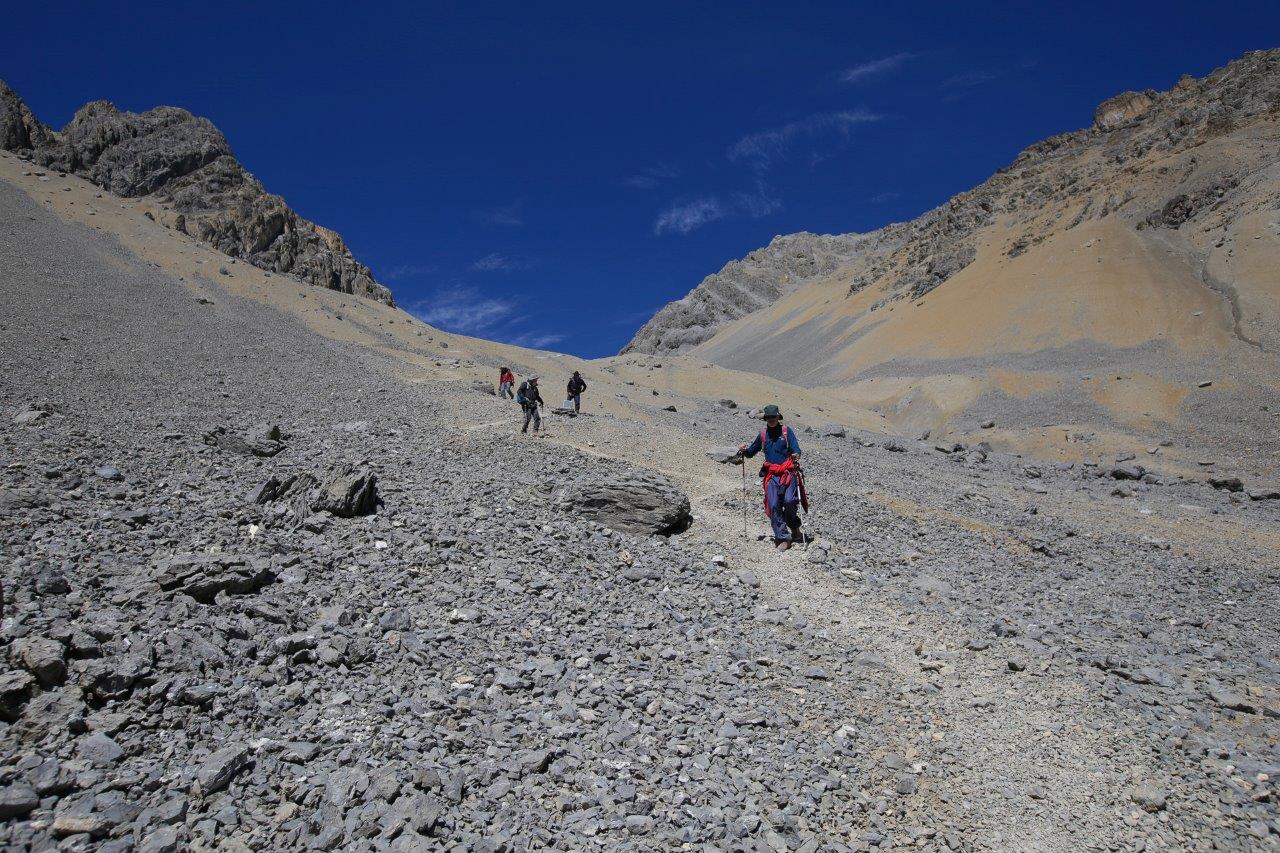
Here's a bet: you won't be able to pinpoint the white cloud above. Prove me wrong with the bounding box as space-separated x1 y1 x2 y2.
653 197 726 236
733 180 782 218
727 110 881 170
840 52 918 84
504 331 566 349
410 287 515 334
471 253 527 272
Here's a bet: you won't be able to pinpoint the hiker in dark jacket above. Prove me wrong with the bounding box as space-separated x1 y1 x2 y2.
739 404 804 550
567 371 587 413
517 374 544 433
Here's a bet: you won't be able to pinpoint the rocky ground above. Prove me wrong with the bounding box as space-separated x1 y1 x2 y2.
2 164 1279 853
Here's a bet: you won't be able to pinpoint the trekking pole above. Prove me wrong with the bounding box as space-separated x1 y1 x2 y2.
739 457 748 541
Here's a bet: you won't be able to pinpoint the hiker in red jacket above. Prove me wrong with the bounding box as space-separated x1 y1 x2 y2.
498 367 515 399
739 404 806 550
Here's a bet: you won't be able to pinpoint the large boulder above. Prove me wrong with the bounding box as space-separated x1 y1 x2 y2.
153 554 275 603
312 464 379 517
556 470 692 535
203 423 288 457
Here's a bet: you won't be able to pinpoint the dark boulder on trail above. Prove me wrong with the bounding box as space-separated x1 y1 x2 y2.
312 464 379 517
556 470 692 535
153 554 275 603
204 423 288 457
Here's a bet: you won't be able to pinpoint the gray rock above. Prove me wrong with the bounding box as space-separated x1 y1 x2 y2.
197 744 250 793
15 636 66 686
312 464 379 517
78 732 125 766
153 553 275 602
1130 783 1167 812
819 424 846 438
555 470 692 535
1208 476 1243 492
95 465 123 480
0 783 40 819
139 826 181 853
707 446 744 464
203 423 287 457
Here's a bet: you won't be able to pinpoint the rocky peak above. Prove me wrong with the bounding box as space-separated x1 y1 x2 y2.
0 82 393 305
1092 90 1155 129
622 229 901 355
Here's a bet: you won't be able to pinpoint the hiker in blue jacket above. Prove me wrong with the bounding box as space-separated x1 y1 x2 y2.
739 404 805 550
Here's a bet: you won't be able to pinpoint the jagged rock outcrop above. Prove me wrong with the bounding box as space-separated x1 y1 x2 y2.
0 81 392 305
622 230 901 355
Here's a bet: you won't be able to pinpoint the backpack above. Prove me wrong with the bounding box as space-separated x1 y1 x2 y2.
516 381 529 405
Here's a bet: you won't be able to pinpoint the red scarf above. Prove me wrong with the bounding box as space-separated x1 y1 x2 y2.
762 458 799 517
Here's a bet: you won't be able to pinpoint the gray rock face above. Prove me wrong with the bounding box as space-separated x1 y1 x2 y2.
0 80 392 305
622 231 899 355
556 470 692 534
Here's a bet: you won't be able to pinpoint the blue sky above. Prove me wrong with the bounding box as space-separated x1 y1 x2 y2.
6 2 1277 356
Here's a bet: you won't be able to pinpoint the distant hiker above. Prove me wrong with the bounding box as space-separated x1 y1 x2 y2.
498 366 515 399
567 371 587 413
738 404 807 550
517 374 544 433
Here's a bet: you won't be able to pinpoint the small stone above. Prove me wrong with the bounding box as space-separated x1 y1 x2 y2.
95 465 123 481
1130 783 1167 812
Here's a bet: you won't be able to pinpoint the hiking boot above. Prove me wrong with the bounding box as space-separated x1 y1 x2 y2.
775 541 791 551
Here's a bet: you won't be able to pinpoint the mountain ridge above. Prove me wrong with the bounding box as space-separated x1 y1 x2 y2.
0 82 393 305
625 48 1280 358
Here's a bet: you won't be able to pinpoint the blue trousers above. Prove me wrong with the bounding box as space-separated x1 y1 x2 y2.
766 476 801 542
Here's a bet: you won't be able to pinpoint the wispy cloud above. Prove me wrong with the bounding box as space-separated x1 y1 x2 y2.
504 331 565 349
840 52 918 84
870 191 900 203
943 70 996 89
382 263 435 281
474 199 525 226
410 287 515 334
732 179 782 218
727 110 881 170
653 197 726 236
623 162 679 190
652 180 781 237
471 253 529 272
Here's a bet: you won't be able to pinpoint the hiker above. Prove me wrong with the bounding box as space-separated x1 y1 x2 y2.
498 366 515 399
516 373 544 433
738 404 806 550
567 371 587 413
